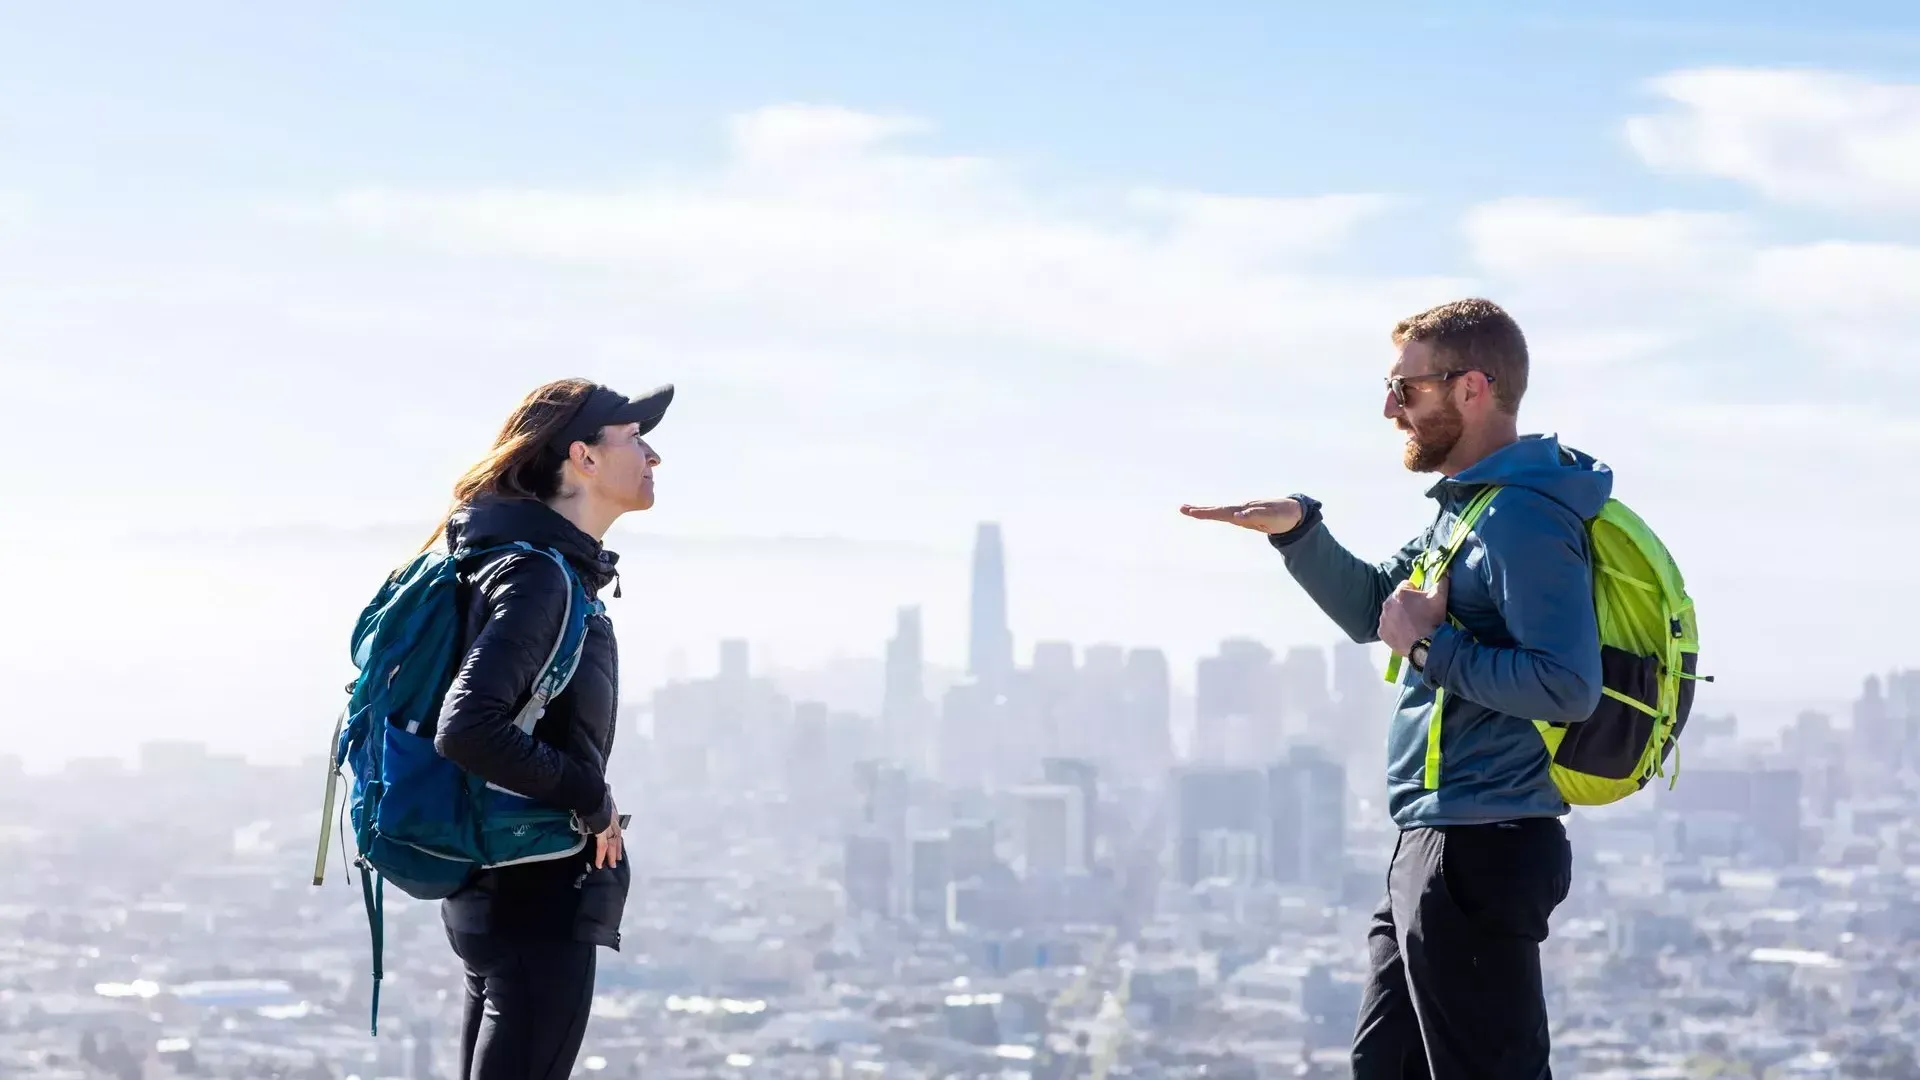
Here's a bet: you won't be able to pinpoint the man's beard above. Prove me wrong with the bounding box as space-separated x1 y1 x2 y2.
1401 399 1464 473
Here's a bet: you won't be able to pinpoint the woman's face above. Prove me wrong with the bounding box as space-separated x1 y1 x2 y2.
584 422 661 511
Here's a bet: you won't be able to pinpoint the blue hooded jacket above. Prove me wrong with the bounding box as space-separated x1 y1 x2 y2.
1272 434 1612 827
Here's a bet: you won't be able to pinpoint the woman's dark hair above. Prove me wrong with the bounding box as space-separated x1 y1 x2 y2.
418 378 605 553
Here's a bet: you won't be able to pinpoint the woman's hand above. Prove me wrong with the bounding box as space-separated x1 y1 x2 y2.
592 808 624 869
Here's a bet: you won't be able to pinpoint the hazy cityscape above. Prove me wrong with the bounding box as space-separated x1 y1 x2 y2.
2 520 1917 1079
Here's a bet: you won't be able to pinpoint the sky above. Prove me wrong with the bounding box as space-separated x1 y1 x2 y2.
3 2 1918 767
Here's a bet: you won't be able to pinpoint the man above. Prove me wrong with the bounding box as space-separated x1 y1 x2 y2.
1181 298 1608 1079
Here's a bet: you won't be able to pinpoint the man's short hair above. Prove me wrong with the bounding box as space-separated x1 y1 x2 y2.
1391 298 1528 413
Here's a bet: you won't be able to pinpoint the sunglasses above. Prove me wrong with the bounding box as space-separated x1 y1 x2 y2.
1385 369 1494 408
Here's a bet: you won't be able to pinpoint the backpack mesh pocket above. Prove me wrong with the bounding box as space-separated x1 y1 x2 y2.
1547 646 1661 781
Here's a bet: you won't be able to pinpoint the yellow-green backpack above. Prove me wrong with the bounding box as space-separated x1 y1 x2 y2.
1385 486 1707 805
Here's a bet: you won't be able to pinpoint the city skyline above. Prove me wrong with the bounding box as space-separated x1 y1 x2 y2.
0 509 1883 772
9 508 1907 782
7 630 1918 1077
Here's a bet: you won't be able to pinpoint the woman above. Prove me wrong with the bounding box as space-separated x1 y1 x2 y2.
426 376 671 1079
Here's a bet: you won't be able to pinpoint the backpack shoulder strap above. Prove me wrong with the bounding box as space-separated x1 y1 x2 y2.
1386 485 1502 686
1429 484 1502 580
500 543 593 736
449 541 593 737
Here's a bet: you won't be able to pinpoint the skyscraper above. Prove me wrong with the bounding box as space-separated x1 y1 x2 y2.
719 638 751 684
1663 767 1804 865
843 832 894 917
883 606 929 769
1173 765 1267 885
1332 640 1387 714
909 831 954 924
1852 675 1896 792
949 819 999 881
1029 640 1077 758
1070 644 1127 764
1269 745 1347 892
855 759 914 912
1194 639 1284 766
1124 648 1173 780
939 680 994 789
1332 639 1392 773
1281 646 1332 728
1013 783 1087 877
1042 757 1100 870
968 522 1013 691
1892 669 1920 773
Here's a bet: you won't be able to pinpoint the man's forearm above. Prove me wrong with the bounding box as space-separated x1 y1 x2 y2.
1422 625 1601 723
1272 519 1406 645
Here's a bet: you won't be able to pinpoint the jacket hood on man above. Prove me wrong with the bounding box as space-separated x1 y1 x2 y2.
1438 433 1613 521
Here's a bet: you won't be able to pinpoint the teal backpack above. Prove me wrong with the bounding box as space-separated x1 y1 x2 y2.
312 541 598 1034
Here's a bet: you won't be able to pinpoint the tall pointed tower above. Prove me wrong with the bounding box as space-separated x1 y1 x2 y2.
968 522 1013 692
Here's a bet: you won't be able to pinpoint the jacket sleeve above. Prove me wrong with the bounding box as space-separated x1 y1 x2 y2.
1270 503 1426 645
433 552 612 828
1421 494 1603 723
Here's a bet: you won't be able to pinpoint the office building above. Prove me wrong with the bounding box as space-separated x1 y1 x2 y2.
1013 784 1087 877
1269 746 1347 891
968 523 1014 692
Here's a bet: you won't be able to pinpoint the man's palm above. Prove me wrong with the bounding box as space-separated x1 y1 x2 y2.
1179 498 1303 535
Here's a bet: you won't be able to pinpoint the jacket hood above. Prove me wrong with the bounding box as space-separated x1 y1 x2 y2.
444 496 621 594
1434 434 1613 519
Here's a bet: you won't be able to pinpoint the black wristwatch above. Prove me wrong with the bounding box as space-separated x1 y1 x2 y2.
1409 637 1432 673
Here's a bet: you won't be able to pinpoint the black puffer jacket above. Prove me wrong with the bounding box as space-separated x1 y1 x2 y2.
431 496 629 948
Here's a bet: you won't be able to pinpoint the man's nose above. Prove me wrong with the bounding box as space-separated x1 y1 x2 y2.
1383 389 1404 420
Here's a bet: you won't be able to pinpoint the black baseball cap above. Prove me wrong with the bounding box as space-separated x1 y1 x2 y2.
547 383 674 455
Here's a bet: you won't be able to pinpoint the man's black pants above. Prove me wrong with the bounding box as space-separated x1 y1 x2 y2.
1351 818 1572 1080
449 929 598 1080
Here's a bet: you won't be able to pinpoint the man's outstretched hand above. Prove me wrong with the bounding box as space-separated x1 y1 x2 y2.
1179 498 1305 536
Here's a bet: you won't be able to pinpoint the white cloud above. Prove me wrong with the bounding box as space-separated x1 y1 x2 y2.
10 87 1920 741
1465 197 1748 282
1648 400 1920 447
728 103 930 163
1127 189 1399 266
1625 68 1920 214
312 105 1445 376
1464 197 1920 379
277 98 1920 705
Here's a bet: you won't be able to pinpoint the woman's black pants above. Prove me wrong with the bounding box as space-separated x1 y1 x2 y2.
448 929 598 1080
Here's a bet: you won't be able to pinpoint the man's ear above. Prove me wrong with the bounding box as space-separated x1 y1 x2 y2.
1466 371 1496 408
